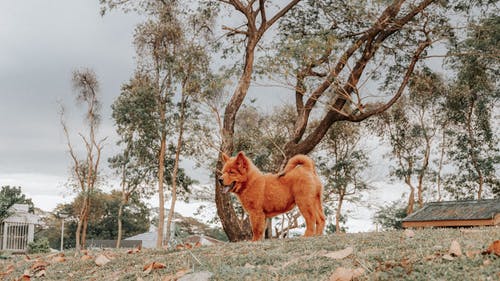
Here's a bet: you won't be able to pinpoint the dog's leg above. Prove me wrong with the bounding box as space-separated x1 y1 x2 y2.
296 201 316 237
249 213 266 241
314 194 326 235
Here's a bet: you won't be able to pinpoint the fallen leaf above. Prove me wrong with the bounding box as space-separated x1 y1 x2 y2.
31 260 49 271
127 245 141 254
329 267 364 281
81 255 93 261
18 274 30 281
163 268 189 281
24 255 31 261
143 262 166 275
176 244 184 250
483 259 491 266
34 270 46 278
52 256 66 263
194 242 202 248
184 243 193 249
95 254 111 266
324 247 354 260
103 252 117 259
449 240 462 257
442 254 454 261
482 240 500 256
244 263 256 269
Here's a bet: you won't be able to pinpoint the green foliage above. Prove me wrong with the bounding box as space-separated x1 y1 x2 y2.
27 238 51 254
233 104 296 172
0 186 35 221
317 122 370 232
373 200 408 230
38 191 150 250
442 14 500 199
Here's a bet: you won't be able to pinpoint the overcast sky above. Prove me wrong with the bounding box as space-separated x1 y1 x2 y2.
0 1 149 210
0 0 304 212
0 1 405 221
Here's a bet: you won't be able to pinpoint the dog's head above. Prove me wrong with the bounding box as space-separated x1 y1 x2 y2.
218 151 249 194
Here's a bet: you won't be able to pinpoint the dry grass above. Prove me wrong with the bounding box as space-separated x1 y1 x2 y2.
1 227 499 280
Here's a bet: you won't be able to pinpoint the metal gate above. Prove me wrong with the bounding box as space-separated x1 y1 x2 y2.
0 222 30 252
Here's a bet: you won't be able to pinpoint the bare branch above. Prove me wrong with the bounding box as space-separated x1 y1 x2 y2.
348 38 432 122
222 25 249 36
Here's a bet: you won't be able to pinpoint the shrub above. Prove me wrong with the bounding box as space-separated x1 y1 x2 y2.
27 237 51 254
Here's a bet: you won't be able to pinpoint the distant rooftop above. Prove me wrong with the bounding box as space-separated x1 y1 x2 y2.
403 199 500 222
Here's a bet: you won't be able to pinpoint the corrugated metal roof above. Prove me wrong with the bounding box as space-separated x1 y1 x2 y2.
402 199 500 222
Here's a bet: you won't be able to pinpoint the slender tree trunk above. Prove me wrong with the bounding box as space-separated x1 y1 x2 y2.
465 98 483 199
336 193 344 233
417 141 431 208
75 215 83 251
157 128 167 248
156 99 167 248
165 96 186 246
436 128 446 202
406 176 415 214
116 201 124 248
81 198 91 249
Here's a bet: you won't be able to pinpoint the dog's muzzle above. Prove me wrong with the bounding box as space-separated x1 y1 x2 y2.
219 179 235 194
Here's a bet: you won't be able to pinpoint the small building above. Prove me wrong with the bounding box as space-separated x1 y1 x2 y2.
0 204 42 252
402 199 500 228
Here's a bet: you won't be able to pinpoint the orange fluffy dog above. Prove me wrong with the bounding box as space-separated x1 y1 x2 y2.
219 152 325 241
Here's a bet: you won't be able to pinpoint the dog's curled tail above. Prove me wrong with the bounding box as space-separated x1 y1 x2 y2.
279 154 316 177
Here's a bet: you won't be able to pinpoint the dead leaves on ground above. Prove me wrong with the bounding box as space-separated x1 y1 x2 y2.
482 240 500 256
323 246 354 260
323 247 366 281
162 268 189 281
94 254 111 266
329 267 365 281
143 261 166 275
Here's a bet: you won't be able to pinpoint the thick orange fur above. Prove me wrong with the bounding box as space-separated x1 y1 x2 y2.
219 152 325 241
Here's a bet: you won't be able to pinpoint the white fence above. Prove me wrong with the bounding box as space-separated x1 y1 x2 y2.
0 222 33 252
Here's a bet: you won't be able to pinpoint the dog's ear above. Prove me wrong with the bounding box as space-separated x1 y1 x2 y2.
236 151 248 170
221 153 230 163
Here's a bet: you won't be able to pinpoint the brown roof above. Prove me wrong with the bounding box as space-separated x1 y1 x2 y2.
402 199 500 222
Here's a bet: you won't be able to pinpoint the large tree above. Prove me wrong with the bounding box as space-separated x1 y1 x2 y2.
442 15 500 199
214 0 467 241
376 69 445 213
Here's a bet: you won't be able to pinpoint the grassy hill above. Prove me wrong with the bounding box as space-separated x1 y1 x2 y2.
1 228 498 280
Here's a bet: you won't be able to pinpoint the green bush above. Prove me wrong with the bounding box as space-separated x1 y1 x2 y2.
27 237 51 254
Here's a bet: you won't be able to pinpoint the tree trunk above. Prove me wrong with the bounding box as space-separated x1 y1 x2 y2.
336 194 344 233
215 39 258 242
81 198 91 249
417 141 431 208
165 96 187 247
116 197 125 248
75 215 83 251
406 177 415 215
465 97 483 199
156 127 167 248
436 127 446 202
